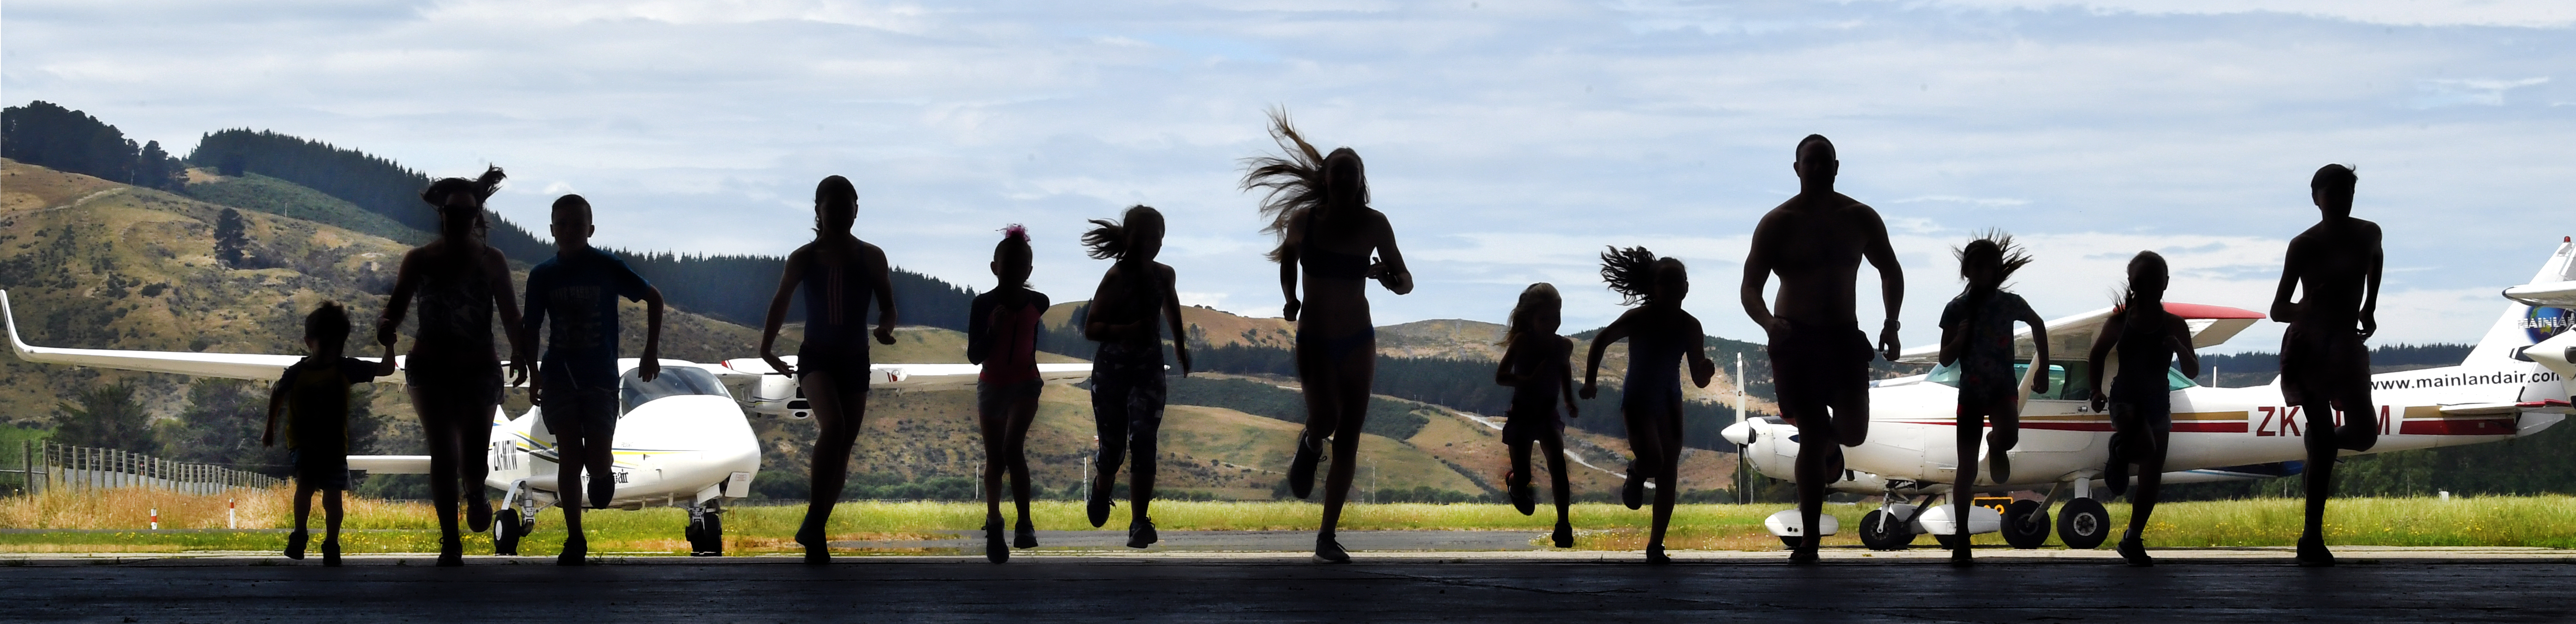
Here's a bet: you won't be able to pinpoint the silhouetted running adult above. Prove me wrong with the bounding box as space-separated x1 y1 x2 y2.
520 194 664 566
759 175 898 565
1741 135 1904 564
2269 163 2382 567
377 165 529 567
1081 206 1191 549
1494 283 1579 548
1242 111 1412 564
1580 248 1716 564
2086 251 2199 567
971 225 1051 563
1934 234 2048 565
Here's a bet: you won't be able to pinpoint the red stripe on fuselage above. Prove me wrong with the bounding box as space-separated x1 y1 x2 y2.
2397 419 2517 436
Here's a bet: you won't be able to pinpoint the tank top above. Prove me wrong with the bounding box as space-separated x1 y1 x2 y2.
798 250 876 361
979 300 1044 385
2111 301 2176 404
1624 311 1686 393
412 253 497 367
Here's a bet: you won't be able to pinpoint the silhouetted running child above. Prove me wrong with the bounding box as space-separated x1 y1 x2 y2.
1741 135 1904 564
1494 283 1580 548
1081 206 1191 549
2086 251 2199 567
1581 247 1716 564
1241 110 1413 563
1934 233 2049 566
378 165 529 566
759 175 899 564
519 194 664 566
2269 163 2382 567
970 225 1051 563
263 302 395 567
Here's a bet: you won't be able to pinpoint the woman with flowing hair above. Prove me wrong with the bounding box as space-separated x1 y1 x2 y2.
377 165 529 566
759 175 899 564
1241 110 1413 563
1935 233 2049 565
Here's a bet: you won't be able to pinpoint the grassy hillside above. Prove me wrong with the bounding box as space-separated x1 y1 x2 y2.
181 169 425 246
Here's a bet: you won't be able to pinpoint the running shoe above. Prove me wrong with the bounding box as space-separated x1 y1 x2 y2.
2333 421 2379 452
1086 481 1114 528
2295 535 2336 567
285 529 308 560
1507 470 1536 516
320 537 340 567
1620 465 1645 511
558 535 587 566
1314 536 1350 564
1014 517 1039 549
1787 546 1819 564
1288 434 1323 500
985 518 1008 564
796 518 830 565
1127 516 1158 549
1987 448 2012 486
2117 535 2154 567
1645 544 1671 565
467 497 492 533
437 537 464 567
1551 519 1574 549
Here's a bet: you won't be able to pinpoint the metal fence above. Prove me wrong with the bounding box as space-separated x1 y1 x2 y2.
0 441 283 496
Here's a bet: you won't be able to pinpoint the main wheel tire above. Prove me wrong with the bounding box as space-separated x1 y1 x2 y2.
492 509 524 556
2003 500 2052 549
1857 510 1915 551
2057 498 2110 550
691 513 724 557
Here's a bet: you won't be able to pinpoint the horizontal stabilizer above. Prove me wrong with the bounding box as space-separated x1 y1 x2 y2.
2503 280 2576 308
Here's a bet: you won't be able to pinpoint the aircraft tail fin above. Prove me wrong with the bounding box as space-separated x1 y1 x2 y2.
2461 239 2576 366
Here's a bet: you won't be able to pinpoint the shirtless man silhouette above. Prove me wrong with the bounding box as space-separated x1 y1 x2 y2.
1741 135 1904 564
2268 163 2382 567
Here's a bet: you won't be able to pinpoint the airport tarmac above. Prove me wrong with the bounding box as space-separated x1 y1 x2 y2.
5 533 2573 622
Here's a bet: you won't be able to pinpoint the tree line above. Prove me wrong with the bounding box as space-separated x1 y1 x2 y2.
1 101 187 192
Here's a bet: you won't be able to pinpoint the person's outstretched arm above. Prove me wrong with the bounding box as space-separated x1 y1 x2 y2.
1159 263 1192 375
759 248 810 376
2360 228 2384 338
2020 298 2050 394
2086 312 2124 412
867 243 899 345
1367 211 1413 295
638 285 664 382
261 373 290 447
1860 209 1904 360
1582 312 1635 399
1558 338 1580 419
1278 219 1302 322
378 251 422 349
2168 313 2201 381
966 293 994 366
1741 215 1780 335
1685 313 1716 389
482 247 529 387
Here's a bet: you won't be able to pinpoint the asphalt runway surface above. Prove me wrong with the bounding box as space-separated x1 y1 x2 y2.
9 543 2573 623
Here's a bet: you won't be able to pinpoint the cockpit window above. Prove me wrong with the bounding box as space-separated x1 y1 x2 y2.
1925 361 2186 398
619 366 731 414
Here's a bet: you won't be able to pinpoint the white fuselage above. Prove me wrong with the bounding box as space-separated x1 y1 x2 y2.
483 364 763 510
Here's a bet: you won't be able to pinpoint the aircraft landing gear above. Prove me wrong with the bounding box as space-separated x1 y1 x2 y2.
2056 498 2110 550
2002 499 2051 549
685 502 725 556
493 509 526 556
1858 503 1921 551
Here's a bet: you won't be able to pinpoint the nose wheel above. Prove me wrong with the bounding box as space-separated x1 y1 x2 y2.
685 503 725 556
2002 499 2052 549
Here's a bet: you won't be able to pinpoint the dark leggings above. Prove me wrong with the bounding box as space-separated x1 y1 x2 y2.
1092 357 1166 523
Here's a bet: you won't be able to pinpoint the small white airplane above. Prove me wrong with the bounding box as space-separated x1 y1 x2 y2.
1724 239 2576 550
1 290 1090 556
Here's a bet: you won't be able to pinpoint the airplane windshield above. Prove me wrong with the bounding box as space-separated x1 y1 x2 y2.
619 366 731 414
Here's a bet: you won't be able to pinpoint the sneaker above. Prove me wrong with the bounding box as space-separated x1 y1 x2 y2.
1787 546 1820 564
2333 421 2378 453
1552 519 1574 549
1507 472 1536 516
558 536 587 566
1287 434 1323 500
2295 535 2335 567
1987 449 2012 485
984 518 1009 564
1620 467 1645 511
1126 516 1158 549
796 519 830 565
467 497 493 534
285 529 309 560
436 537 464 567
1014 518 1039 549
591 481 616 511
1950 547 1974 566
1645 544 1671 565
321 538 340 567
1313 536 1351 564
2103 453 2131 499
1086 481 1115 528
2117 536 2154 567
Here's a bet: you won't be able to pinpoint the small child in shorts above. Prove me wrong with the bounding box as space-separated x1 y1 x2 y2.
263 301 396 567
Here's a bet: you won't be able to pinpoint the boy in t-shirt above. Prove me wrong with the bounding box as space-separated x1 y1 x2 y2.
263 301 397 567
520 194 663 565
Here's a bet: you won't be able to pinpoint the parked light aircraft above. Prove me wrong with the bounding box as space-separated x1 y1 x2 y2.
1723 240 2576 550
1 290 1091 555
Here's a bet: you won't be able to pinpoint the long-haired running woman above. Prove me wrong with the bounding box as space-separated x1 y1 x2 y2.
759 175 899 564
1241 110 1413 564
377 165 529 567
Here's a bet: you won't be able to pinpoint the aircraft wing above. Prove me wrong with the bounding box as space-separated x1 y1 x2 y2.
1893 302 2264 365
2503 280 2576 308
4 290 407 383
712 356 1094 392
348 455 432 474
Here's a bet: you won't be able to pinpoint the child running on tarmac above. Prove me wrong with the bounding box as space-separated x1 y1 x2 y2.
1495 283 1581 548
2086 251 2199 567
1081 206 1191 549
1934 233 2049 565
969 225 1051 563
1580 247 1716 564
263 301 396 567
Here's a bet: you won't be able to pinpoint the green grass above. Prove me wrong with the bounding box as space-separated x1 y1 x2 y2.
7 494 2571 555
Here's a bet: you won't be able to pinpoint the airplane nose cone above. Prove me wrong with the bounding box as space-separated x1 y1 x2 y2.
1721 420 1754 446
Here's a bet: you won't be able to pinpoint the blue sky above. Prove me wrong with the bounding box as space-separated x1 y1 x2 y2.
5 0 2570 351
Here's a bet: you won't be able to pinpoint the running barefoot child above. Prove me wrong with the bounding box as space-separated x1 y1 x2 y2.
1934 233 2049 566
1081 206 1191 549
1494 283 1580 548
263 302 396 567
519 194 665 566
1580 247 1717 564
2086 251 2199 567
759 175 899 564
969 225 1051 563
